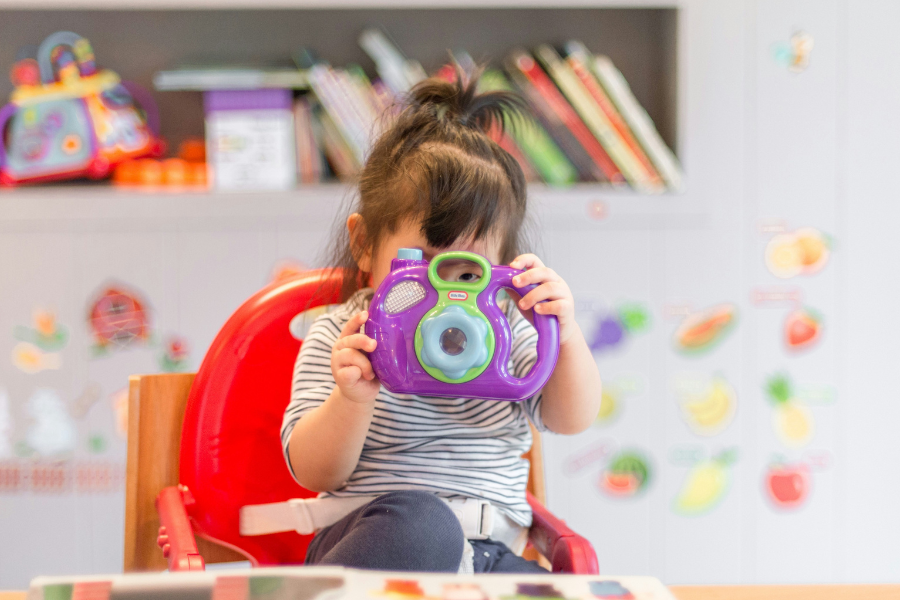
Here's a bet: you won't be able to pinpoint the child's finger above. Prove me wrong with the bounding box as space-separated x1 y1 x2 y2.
510 254 545 271
339 311 369 339
333 333 377 353
518 281 567 310
334 348 376 381
335 365 363 387
512 267 560 288
533 298 571 317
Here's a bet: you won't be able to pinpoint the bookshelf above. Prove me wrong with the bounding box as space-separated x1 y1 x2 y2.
0 183 705 234
0 4 680 194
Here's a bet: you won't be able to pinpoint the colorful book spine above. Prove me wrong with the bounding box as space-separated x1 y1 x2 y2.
563 43 665 192
294 96 324 185
308 64 370 166
316 106 360 178
479 70 578 187
535 44 656 192
358 28 426 95
506 49 624 185
505 52 601 182
580 48 684 191
493 126 541 183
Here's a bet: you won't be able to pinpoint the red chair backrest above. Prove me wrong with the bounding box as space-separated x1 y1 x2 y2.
179 269 343 566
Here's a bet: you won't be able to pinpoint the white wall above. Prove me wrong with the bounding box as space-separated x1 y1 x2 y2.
1 0 899 589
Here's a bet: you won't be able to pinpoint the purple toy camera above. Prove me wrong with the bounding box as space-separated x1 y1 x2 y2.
365 249 559 401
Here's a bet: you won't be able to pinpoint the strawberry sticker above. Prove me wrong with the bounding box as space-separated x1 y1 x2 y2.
785 308 822 351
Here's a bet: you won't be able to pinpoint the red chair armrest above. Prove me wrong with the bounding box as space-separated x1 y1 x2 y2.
526 492 598 574
155 485 206 571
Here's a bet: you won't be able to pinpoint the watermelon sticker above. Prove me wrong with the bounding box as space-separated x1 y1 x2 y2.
598 451 652 498
673 303 738 355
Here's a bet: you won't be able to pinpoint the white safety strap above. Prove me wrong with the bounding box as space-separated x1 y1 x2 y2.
240 496 498 541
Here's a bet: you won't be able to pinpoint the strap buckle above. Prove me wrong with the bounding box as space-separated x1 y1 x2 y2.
239 499 316 536
287 498 316 535
445 497 493 540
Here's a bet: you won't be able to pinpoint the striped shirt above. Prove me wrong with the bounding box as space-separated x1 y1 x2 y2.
281 289 546 527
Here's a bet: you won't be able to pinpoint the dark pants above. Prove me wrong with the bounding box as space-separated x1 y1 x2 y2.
304 490 548 573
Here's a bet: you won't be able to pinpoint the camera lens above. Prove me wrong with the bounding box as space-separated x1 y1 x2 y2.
439 327 467 356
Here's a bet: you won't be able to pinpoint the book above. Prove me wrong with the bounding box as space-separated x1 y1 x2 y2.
317 105 360 179
535 44 657 192
504 52 601 182
359 28 427 95
308 64 372 166
572 44 684 191
203 89 297 191
294 95 324 185
153 64 308 91
479 69 578 187
493 125 542 183
562 42 665 192
506 49 624 185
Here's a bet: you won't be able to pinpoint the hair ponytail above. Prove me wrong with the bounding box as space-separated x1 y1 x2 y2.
406 64 527 134
328 64 531 301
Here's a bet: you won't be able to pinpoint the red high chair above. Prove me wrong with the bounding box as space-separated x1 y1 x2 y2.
123 270 598 574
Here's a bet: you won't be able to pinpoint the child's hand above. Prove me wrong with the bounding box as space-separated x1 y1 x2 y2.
510 254 578 346
332 311 380 404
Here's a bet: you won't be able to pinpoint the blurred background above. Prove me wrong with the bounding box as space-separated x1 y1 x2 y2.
0 0 897 589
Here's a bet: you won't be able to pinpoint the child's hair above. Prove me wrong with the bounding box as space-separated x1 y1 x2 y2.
329 65 531 300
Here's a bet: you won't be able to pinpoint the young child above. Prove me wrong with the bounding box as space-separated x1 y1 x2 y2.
281 68 602 573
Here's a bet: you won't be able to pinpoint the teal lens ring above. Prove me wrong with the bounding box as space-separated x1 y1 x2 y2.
420 305 488 380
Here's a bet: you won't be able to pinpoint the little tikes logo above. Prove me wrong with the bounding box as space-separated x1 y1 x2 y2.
448 291 468 301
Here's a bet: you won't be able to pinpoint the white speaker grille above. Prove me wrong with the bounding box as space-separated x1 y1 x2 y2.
384 280 426 314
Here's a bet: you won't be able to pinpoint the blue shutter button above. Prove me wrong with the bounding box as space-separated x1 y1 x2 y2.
397 248 423 260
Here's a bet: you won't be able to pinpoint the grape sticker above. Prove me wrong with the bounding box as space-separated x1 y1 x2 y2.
765 227 831 279
672 303 737 355
587 303 650 354
672 448 737 516
784 308 823 352
676 374 737 437
766 373 814 448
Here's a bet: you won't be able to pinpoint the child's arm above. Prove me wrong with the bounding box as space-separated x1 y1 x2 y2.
287 311 380 492
510 254 602 435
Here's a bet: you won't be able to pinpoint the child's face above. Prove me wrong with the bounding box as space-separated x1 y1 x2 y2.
361 217 503 290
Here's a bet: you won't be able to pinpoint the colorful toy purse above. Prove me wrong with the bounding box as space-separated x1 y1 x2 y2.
0 31 163 186
366 249 560 401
